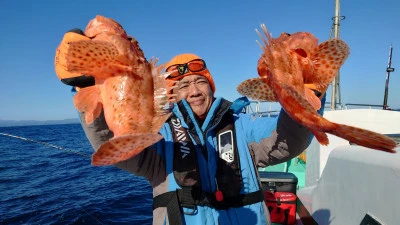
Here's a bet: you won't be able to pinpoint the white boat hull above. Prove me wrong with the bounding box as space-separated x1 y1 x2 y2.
298 109 400 225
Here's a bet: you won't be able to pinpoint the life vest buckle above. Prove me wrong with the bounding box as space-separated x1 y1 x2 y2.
182 204 197 215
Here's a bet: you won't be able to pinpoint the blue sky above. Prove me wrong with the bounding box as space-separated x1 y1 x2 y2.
1 0 399 120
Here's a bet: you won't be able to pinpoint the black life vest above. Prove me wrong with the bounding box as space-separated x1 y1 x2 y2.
170 110 243 197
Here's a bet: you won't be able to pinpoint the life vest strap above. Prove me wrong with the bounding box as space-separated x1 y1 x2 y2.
153 188 265 224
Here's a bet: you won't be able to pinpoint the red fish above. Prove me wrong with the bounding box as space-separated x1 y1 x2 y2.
237 24 397 153
60 15 172 166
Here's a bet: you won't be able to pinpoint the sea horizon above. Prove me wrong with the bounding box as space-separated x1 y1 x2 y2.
0 118 80 127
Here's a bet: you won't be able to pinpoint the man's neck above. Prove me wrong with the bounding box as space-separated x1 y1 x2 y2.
195 115 205 127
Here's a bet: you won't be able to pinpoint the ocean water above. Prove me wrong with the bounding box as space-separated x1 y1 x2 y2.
0 124 153 225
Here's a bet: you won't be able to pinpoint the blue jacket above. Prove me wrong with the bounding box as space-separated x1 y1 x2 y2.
80 96 313 225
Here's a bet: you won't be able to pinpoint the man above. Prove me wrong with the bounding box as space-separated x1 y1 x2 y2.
56 30 322 225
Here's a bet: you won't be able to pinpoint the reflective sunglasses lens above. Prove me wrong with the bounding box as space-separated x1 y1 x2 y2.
187 60 206 72
166 65 181 78
166 65 177 72
166 59 206 79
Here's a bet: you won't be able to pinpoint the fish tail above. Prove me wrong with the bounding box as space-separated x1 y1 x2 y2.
327 123 397 153
152 113 172 133
311 129 329 145
91 133 163 166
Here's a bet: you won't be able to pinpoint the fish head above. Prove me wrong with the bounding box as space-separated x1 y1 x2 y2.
285 32 319 55
84 15 128 39
257 30 319 85
254 25 326 110
65 15 151 79
270 31 350 92
84 15 135 60
283 32 319 80
249 24 350 111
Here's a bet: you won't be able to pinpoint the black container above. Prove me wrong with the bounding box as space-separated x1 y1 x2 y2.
259 171 298 194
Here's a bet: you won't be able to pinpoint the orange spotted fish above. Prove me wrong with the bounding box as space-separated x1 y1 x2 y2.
60 15 172 166
237 24 397 153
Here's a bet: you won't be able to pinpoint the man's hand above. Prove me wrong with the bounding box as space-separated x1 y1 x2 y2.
303 83 328 111
304 83 328 100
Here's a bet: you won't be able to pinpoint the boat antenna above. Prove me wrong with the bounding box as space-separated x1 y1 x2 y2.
383 44 395 110
330 0 345 110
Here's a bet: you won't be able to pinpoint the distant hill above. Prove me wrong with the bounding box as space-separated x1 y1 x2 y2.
0 118 80 127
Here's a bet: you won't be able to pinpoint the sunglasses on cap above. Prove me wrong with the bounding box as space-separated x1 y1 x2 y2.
165 59 207 79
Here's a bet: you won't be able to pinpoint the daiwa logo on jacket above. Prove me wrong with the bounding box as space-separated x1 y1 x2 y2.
171 118 191 159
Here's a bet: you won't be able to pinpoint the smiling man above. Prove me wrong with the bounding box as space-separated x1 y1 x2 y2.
73 51 319 225
165 54 215 121
117 53 314 225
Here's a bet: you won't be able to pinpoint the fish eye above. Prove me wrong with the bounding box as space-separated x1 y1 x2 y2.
294 48 307 58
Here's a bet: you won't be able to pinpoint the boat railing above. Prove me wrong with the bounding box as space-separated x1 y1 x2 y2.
243 101 280 117
324 101 344 110
324 102 393 110
244 101 396 117
343 103 387 109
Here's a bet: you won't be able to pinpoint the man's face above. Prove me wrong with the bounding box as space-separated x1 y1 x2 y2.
174 75 214 120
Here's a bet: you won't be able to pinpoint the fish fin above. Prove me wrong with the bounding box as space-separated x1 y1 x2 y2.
152 60 175 113
328 123 397 153
304 87 322 110
279 83 329 144
92 133 163 166
309 38 350 89
166 81 179 102
283 83 396 153
66 40 132 79
281 83 318 113
311 129 329 145
237 78 276 101
152 113 172 133
73 86 103 124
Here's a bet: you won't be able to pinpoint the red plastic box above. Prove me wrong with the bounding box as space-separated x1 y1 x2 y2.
265 191 297 225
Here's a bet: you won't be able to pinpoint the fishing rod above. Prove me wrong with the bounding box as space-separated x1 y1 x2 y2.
383 44 395 110
0 132 91 158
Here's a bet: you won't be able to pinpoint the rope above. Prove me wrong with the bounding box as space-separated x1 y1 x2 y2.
0 132 109 224
0 132 91 158
80 207 105 225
